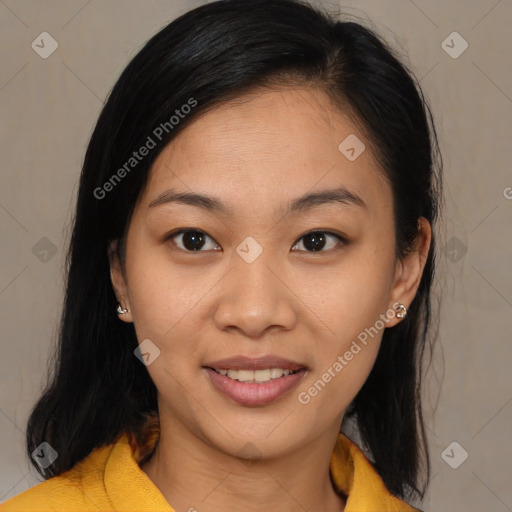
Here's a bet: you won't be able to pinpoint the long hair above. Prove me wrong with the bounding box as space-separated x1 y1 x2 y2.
26 0 443 503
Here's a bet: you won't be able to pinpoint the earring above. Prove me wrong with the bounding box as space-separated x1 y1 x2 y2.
116 303 129 315
395 303 407 319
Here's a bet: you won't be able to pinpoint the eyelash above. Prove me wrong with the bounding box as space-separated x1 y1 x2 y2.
164 228 348 253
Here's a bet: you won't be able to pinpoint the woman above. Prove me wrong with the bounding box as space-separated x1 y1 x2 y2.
1 0 443 510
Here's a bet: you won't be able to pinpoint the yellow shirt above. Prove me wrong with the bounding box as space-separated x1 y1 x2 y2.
1 420 421 512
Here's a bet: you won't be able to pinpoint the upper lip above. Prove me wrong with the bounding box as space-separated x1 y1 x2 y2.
203 355 307 371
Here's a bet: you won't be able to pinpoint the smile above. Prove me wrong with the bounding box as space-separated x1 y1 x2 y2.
210 367 301 382
203 366 307 406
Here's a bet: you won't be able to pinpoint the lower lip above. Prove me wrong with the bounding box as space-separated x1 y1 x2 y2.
203 368 307 406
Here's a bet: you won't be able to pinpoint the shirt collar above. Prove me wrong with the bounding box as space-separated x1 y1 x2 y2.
329 431 420 511
104 413 419 512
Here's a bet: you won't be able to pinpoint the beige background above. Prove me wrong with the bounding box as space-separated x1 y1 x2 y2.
1 1 511 510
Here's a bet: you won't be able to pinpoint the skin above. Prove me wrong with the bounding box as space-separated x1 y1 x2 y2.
109 86 431 512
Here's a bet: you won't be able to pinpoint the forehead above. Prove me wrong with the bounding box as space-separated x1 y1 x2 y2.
141 86 391 218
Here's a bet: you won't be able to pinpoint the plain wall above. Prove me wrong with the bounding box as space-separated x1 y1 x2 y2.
1 1 511 510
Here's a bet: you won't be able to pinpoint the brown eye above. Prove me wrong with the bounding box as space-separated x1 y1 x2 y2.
292 231 346 252
167 229 221 252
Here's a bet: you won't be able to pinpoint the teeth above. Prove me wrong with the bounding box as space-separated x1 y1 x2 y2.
255 369 272 382
227 369 239 380
270 368 285 379
217 368 296 382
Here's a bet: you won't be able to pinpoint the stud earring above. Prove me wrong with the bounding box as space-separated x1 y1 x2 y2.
116 303 129 315
395 303 407 319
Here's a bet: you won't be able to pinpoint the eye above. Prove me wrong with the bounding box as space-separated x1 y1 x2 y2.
167 229 221 252
165 228 347 253
292 230 347 252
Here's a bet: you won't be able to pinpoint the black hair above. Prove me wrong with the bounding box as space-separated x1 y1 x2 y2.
26 0 443 504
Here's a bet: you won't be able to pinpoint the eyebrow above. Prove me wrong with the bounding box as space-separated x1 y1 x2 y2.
147 186 367 215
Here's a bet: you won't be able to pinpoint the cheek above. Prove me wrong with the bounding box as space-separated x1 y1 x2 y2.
299 326 383 418
123 240 208 350
295 252 391 409
299 251 393 341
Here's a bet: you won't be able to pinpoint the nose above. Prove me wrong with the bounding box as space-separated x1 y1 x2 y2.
213 252 298 339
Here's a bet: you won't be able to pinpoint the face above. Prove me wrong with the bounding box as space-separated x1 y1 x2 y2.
110 86 431 459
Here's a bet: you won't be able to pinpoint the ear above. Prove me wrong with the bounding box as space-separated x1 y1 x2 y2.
108 240 133 323
386 217 432 327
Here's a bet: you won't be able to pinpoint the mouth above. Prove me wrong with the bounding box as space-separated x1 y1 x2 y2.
207 367 303 382
202 355 308 406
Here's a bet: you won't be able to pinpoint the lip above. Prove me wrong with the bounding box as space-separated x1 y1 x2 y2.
203 355 307 371
203 367 308 406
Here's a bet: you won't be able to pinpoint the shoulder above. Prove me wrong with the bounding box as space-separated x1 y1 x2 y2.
1 430 171 512
0 441 117 511
0 477 98 512
333 433 423 512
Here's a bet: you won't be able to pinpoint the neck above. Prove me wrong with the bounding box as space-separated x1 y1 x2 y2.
140 413 346 512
